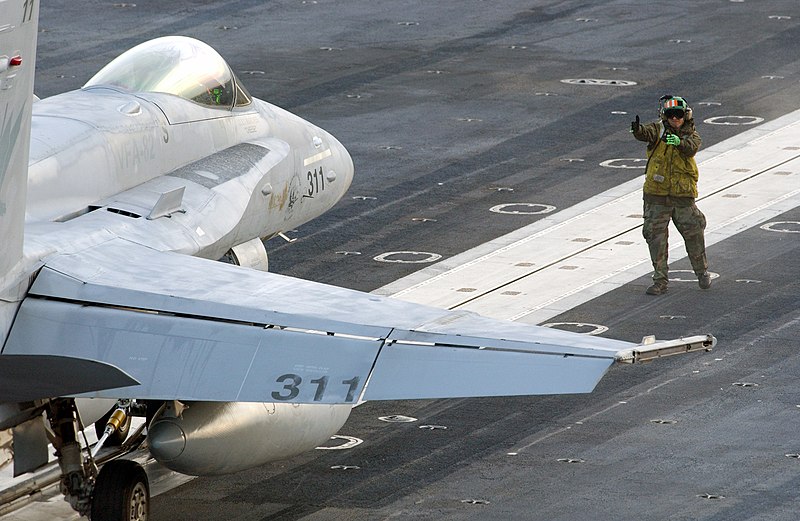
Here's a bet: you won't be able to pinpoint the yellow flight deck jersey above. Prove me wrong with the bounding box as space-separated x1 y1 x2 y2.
633 119 702 199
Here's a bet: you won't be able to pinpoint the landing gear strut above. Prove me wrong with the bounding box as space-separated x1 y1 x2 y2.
47 399 95 516
46 398 150 520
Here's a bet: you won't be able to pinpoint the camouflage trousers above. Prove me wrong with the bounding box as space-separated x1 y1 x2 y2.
642 197 708 285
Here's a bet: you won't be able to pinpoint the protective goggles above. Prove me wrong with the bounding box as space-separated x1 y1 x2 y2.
664 109 685 119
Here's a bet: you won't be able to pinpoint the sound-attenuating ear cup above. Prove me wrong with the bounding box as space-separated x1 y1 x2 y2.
658 94 673 118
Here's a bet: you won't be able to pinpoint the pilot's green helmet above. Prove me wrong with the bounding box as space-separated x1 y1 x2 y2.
659 95 689 119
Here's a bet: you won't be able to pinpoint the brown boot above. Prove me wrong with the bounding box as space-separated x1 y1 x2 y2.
646 281 668 295
698 272 712 289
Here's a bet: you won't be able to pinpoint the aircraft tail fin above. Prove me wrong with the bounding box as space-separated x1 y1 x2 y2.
0 0 38 274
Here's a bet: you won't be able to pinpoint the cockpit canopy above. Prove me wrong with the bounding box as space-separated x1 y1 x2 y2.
84 36 252 109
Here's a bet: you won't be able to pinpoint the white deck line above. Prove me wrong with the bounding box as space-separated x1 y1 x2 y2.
376 109 800 324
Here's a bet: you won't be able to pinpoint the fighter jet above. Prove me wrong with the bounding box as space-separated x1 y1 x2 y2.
0 2 714 519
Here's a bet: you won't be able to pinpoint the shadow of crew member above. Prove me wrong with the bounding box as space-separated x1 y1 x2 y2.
630 95 712 295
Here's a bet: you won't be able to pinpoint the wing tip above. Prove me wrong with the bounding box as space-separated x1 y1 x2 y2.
616 334 716 364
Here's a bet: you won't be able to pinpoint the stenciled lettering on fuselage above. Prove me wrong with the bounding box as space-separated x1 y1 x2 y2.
21 0 34 23
112 129 158 173
306 165 326 198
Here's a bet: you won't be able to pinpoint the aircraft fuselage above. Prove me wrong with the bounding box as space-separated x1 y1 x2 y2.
25 86 353 260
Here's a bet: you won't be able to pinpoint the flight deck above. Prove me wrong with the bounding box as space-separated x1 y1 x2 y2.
3 1 799 520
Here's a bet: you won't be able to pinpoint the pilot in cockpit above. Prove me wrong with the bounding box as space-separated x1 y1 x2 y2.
84 36 248 110
196 84 230 106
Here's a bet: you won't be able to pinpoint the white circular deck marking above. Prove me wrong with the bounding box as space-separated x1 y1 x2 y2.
557 458 585 463
560 79 637 86
668 269 720 282
461 499 491 505
316 435 363 450
489 203 556 215
760 221 800 233
600 158 646 169
542 322 609 335
704 115 764 126
378 415 417 423
374 251 442 264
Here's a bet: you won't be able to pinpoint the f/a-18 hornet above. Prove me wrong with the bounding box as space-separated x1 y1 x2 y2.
0 2 714 520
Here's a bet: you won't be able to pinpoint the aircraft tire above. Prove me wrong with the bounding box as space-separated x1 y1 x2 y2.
91 459 149 521
94 409 132 446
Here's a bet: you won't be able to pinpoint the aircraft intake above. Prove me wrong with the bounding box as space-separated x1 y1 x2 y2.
147 401 352 475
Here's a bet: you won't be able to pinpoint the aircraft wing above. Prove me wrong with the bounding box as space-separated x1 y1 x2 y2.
1 239 711 404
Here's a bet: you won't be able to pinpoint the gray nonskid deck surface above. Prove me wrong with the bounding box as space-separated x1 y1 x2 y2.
6 0 800 519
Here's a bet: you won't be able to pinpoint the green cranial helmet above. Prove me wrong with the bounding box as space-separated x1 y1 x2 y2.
659 95 689 119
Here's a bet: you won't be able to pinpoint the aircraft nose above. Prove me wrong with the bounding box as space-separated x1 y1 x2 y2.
339 144 354 190
148 420 187 462
331 137 354 192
